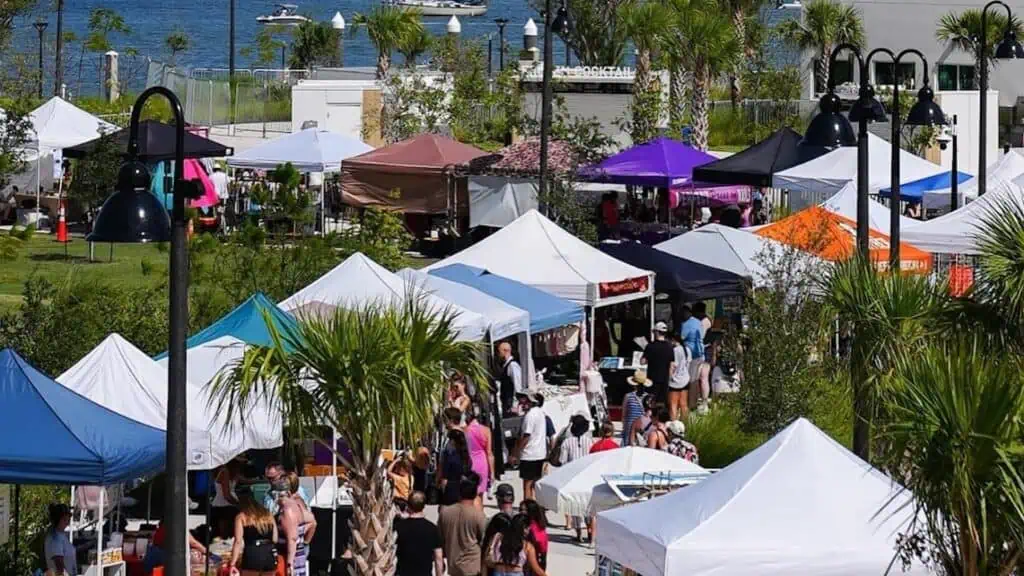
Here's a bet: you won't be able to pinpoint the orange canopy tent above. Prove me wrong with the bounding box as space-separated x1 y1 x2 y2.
755 206 932 273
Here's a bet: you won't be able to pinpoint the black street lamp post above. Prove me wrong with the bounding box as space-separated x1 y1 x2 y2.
495 18 508 71
539 2 570 199
870 49 945 269
979 0 1024 196
87 87 199 576
802 43 885 460
33 18 48 99
54 0 63 96
951 115 960 212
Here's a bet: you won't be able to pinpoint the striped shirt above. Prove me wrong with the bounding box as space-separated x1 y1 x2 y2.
559 432 594 464
621 391 644 445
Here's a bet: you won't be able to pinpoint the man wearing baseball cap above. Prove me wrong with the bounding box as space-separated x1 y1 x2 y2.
511 390 547 500
641 321 675 405
482 483 516 574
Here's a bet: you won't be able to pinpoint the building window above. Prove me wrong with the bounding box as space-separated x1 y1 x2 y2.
874 62 916 88
813 58 854 93
937 64 976 91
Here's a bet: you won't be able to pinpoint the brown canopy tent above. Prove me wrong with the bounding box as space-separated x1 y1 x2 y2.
341 134 489 214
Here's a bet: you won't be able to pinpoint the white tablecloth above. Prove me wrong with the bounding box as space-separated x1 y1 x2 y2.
540 388 590 433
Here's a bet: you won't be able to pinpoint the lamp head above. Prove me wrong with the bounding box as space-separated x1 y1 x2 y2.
906 85 947 126
801 92 856 148
849 83 887 123
995 28 1024 59
33 18 48 32
86 160 171 244
552 4 570 35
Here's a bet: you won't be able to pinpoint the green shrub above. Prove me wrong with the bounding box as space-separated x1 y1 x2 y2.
685 399 765 469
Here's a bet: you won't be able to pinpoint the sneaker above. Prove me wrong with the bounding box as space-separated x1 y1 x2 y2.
697 401 710 415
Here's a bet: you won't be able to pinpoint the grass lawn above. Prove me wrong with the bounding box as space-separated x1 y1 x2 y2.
0 234 167 310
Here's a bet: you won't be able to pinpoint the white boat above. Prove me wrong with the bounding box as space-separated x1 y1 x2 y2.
387 0 488 17
257 4 311 25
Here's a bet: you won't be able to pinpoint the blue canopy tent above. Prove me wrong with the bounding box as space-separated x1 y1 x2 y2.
0 349 165 485
429 264 584 334
155 293 298 360
878 170 972 201
598 241 749 300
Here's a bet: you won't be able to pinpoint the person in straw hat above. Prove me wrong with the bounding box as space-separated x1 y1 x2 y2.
621 370 652 445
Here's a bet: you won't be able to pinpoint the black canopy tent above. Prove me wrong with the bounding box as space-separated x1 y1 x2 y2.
64 120 233 161
691 127 827 188
598 240 748 301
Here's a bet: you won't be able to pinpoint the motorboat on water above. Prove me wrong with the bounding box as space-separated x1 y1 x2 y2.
386 0 488 17
257 4 311 25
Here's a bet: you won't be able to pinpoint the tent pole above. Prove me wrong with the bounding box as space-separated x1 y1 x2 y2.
35 145 41 225
205 473 213 576
13 484 20 568
589 310 596 364
650 289 655 335
146 483 152 523
331 427 338 561
97 487 104 575
69 486 75 543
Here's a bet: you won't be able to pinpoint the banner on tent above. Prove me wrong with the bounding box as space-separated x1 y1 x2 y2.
599 276 649 299
950 265 974 297
53 149 63 179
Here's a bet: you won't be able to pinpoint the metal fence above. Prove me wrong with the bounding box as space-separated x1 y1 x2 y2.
146 61 295 135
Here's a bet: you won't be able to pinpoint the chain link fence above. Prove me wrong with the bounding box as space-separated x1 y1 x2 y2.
146 61 297 136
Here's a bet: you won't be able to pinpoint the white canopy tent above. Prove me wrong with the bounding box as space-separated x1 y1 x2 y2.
654 224 808 285
155 336 283 457
425 209 654 308
596 418 923 576
903 174 1024 254
58 334 280 469
536 447 704 517
917 151 1024 210
773 133 945 209
468 177 539 229
280 252 490 342
226 128 372 173
821 181 918 236
397 267 530 342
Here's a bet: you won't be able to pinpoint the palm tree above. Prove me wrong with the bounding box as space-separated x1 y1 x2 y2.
724 0 761 108
398 26 433 68
821 255 949 459
876 337 1024 576
164 28 190 66
618 0 671 144
210 297 487 576
666 0 741 151
776 0 864 94
937 9 1024 91
290 20 341 71
350 6 424 80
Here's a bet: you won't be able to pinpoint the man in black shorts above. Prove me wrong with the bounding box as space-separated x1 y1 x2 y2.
511 391 547 500
642 321 675 404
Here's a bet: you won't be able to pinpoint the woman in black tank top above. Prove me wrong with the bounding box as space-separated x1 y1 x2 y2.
229 488 279 575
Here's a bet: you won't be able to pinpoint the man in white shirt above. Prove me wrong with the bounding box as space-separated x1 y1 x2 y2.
511 391 547 500
210 165 230 233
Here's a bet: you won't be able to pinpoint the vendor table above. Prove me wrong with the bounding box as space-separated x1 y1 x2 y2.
538 386 591 432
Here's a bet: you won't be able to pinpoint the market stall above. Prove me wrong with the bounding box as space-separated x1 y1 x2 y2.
537 447 705 517
655 223 815 286
64 120 233 161
164 292 298 352
897 150 1024 212
691 127 827 187
597 240 748 300
878 169 973 208
463 138 575 229
280 252 490 342
821 181 920 236
227 127 371 173
756 205 932 273
772 132 945 209
595 418 923 576
0 348 166 576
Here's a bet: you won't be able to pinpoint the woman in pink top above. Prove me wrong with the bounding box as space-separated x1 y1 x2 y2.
465 411 494 508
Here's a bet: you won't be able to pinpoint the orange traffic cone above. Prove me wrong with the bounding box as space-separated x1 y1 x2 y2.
56 199 69 243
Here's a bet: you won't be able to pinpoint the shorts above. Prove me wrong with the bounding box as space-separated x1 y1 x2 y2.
519 459 545 481
668 377 689 391
688 359 705 384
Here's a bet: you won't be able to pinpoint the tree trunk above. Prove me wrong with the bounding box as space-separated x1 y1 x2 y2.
729 8 746 109
635 49 651 95
816 45 831 94
349 464 397 576
669 63 688 133
376 51 390 81
691 62 710 151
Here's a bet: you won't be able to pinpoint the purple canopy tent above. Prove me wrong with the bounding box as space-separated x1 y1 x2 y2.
581 137 752 205
580 137 716 187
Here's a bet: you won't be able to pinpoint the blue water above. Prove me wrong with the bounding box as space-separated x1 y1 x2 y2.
38 0 558 75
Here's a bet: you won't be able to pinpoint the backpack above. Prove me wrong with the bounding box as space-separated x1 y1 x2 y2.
547 425 571 466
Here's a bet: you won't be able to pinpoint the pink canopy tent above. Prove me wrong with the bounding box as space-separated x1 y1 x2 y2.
185 159 218 208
